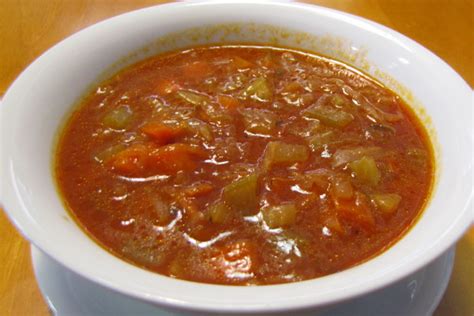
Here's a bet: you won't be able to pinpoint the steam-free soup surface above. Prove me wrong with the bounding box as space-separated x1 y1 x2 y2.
56 45 432 285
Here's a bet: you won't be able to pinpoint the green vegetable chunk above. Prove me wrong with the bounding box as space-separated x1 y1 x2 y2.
186 119 213 142
331 94 348 107
241 108 277 135
307 131 335 151
177 90 209 105
103 105 133 129
349 156 381 186
243 77 272 102
222 174 258 215
331 175 354 199
371 193 401 214
262 204 298 228
206 201 231 224
262 141 309 171
332 146 383 168
303 105 354 128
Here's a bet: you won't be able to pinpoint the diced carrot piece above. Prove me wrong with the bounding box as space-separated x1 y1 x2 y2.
155 79 179 95
109 143 206 176
107 144 153 176
184 181 214 197
182 61 212 80
141 122 184 145
150 143 207 174
335 192 375 231
166 143 207 158
217 95 240 111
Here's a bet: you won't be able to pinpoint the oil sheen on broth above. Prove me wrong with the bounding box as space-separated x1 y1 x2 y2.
56 45 433 285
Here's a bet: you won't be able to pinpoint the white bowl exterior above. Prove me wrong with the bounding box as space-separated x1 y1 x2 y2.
1 1 472 313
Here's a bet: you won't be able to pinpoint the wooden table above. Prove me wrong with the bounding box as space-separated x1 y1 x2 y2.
0 1 472 315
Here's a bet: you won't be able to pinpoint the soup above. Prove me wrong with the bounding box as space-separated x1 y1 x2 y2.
56 45 433 285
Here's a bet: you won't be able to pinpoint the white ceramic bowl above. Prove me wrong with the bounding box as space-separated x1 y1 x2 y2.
1 1 472 314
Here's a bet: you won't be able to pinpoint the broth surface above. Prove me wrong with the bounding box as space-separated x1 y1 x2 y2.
56 45 433 285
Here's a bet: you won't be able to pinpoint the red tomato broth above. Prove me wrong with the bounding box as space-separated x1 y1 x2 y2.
55 45 433 285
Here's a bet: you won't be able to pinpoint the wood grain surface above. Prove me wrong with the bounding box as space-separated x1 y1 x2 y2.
0 1 472 315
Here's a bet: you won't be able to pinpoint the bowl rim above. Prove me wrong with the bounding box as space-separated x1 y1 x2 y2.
1 0 472 313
